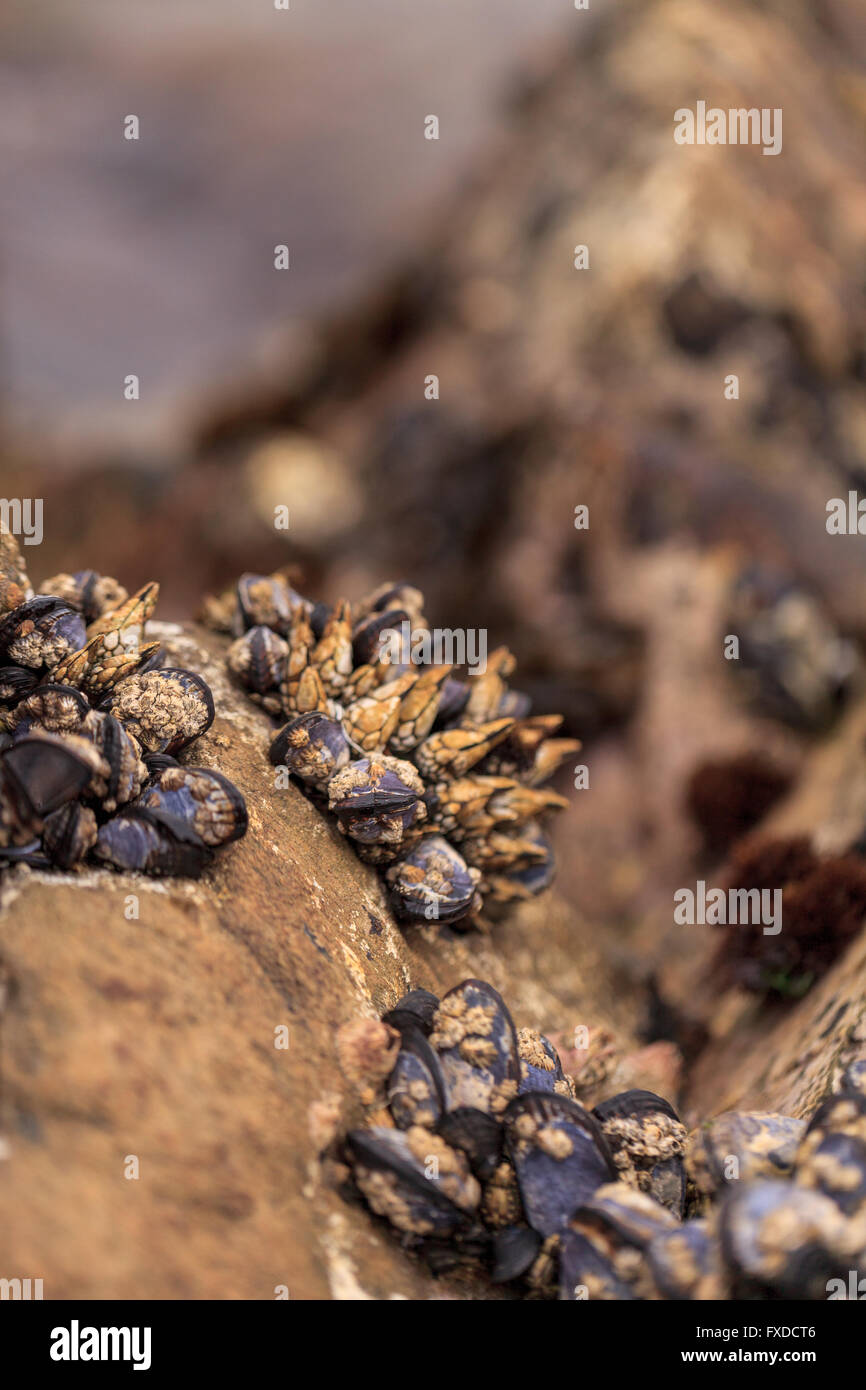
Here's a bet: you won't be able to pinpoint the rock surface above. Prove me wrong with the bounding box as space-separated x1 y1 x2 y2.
4 0 866 1297
684 694 866 1122
2 621 865 1299
0 623 643 1301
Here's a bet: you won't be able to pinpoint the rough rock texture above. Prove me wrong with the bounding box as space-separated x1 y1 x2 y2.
0 623 647 1301
2 622 865 1299
684 694 866 1122
4 0 866 1297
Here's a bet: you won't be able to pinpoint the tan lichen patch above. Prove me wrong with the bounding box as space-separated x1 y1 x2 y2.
405 1127 480 1212
459 1036 498 1069
604 1114 687 1165
353 1165 433 1235
430 997 496 1052
518 1028 556 1072
481 1161 522 1229
336 1018 400 1097
536 1125 574 1160
109 671 210 752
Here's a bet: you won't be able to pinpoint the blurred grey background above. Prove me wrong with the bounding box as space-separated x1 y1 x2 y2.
0 0 568 451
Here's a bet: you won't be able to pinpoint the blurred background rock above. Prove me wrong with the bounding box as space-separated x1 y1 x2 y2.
4 0 866 1038
1 0 864 622
3 0 864 617
0 0 565 462
5 4 866 1294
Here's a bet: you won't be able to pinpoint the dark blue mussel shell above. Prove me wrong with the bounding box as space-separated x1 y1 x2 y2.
503 1092 617 1238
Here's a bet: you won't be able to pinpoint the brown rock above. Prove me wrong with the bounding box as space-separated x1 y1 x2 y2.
0 623 640 1300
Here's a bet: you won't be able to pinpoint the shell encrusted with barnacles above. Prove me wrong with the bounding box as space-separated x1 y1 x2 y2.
0 528 247 877
337 979 866 1299
208 571 578 925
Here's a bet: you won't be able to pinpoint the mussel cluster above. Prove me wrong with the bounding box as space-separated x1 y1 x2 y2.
340 979 866 1299
212 572 577 925
0 530 246 877
727 565 858 731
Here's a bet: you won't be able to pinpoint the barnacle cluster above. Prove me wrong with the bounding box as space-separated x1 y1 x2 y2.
0 530 246 877
338 979 866 1299
210 572 577 925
